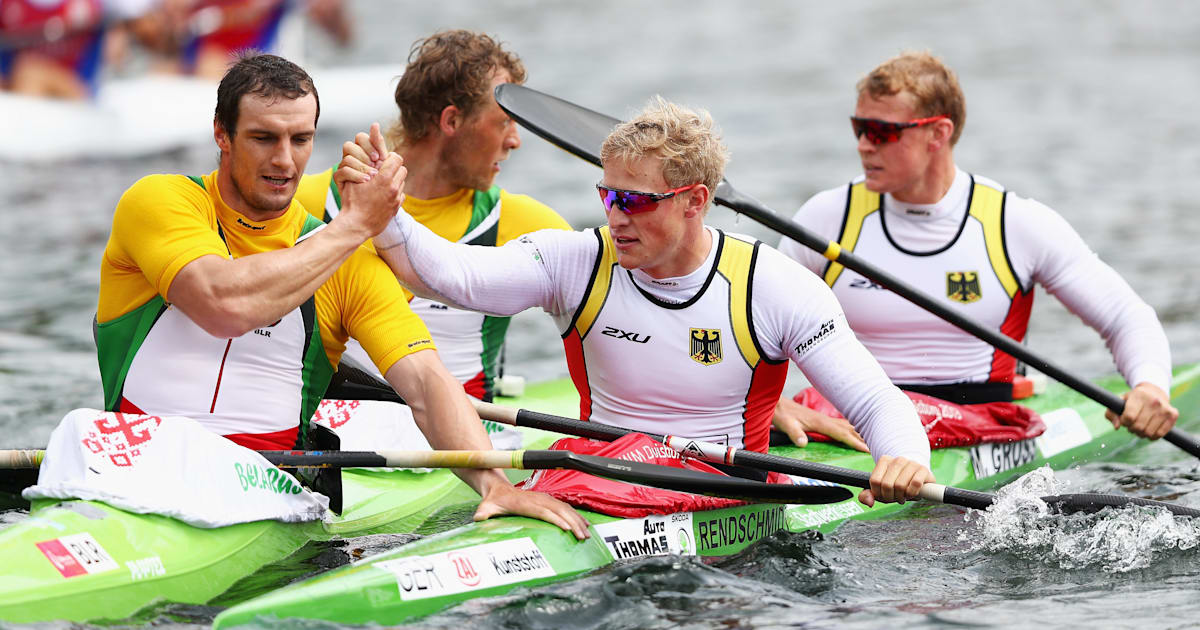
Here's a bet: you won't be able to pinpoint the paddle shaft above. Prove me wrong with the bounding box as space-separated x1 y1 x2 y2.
0 447 848 504
477 401 1200 517
260 449 520 469
491 83 1200 459
714 186 1200 458
1 450 42 470
0 448 517 470
473 400 993 510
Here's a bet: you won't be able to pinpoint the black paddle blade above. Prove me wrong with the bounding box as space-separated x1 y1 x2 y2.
495 83 613 168
1042 493 1200 518
495 83 755 218
0 468 37 510
522 450 852 505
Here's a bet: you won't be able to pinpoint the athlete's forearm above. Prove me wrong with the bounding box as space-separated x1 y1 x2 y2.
167 220 367 338
385 350 511 496
1013 197 1172 391
375 210 558 316
800 334 931 468
1045 258 1172 392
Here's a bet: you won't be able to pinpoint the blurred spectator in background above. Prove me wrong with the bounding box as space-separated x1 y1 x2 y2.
179 0 293 78
0 0 147 99
1 0 350 98
133 0 351 79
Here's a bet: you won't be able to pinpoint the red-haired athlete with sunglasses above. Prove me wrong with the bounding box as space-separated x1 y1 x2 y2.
776 51 1177 443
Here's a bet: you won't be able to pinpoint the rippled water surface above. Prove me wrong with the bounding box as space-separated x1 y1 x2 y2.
2 1 1199 628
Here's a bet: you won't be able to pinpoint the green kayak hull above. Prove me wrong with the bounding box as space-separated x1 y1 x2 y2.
212 364 1200 628
0 398 574 624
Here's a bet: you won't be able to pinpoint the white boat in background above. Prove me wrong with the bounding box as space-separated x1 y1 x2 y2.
0 63 400 163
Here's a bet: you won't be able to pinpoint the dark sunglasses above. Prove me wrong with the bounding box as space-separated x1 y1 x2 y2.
850 115 949 145
596 182 701 214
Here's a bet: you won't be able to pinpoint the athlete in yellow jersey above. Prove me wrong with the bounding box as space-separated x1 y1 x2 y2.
296 29 571 401
99 169 425 448
95 52 588 538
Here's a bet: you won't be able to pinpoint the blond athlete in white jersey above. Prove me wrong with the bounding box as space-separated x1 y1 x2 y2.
776 50 1177 440
346 98 933 507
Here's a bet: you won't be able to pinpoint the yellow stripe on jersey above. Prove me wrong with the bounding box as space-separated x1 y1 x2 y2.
715 234 761 369
579 228 763 369
573 226 619 338
823 182 880 287
967 182 1019 298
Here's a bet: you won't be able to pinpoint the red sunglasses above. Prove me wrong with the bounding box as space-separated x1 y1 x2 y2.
596 182 700 214
851 115 949 145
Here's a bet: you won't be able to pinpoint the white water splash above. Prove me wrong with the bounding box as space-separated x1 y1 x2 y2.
959 466 1200 573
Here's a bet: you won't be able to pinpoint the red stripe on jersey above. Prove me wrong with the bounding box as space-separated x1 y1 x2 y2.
224 426 300 451
562 332 592 421
463 370 486 400
118 397 146 414
122 396 299 450
741 361 789 453
988 289 1035 382
209 339 234 413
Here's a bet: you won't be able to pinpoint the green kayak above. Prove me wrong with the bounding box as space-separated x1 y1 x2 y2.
0 414 569 624
212 363 1200 629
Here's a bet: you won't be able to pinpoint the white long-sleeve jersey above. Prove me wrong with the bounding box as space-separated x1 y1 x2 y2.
377 213 931 466
778 168 1170 392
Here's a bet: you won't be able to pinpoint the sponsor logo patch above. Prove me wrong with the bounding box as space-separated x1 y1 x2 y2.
80 413 163 467
594 513 696 560
376 537 556 601
792 501 864 529
252 318 284 337
126 555 166 581
37 533 120 578
946 271 982 303
794 319 836 357
602 326 651 344
969 439 1039 479
679 440 708 460
233 462 304 495
848 277 888 290
689 328 722 365
447 551 480 587
696 506 786 551
517 235 545 264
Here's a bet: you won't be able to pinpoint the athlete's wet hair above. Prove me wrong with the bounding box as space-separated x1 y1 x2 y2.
601 96 729 206
858 50 965 146
214 52 320 137
388 29 526 147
